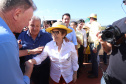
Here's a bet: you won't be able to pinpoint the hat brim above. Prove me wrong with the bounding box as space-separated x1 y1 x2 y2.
89 16 97 19
46 27 72 34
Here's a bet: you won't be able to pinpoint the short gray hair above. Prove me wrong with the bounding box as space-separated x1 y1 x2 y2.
0 0 37 12
31 16 41 24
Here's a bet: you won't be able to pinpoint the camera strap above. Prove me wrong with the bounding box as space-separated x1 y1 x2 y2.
99 63 111 84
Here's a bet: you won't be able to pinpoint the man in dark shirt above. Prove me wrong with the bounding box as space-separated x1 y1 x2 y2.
18 16 52 84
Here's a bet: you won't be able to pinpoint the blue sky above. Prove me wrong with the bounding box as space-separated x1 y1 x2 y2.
33 0 126 26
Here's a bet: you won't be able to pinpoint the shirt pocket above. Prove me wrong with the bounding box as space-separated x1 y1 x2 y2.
61 52 71 62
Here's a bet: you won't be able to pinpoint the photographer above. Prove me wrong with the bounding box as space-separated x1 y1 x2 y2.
97 17 126 84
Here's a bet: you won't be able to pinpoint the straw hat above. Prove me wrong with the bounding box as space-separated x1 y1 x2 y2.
46 22 72 34
89 13 97 19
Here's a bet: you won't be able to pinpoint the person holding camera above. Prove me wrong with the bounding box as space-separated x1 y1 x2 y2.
86 13 101 78
97 17 126 84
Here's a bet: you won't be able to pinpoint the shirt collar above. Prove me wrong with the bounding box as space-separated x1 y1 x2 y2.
53 39 66 47
76 27 83 31
27 30 42 37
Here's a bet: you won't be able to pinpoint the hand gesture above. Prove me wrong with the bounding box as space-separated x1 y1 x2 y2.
30 46 44 55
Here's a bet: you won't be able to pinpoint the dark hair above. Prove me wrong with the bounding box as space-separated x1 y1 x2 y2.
77 19 85 24
62 13 71 19
93 18 97 21
71 21 77 26
58 29 67 36
1 0 37 12
52 28 67 38
90 17 97 21
44 21 50 25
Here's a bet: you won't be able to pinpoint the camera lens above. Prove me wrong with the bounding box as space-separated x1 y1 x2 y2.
101 31 114 43
104 32 113 38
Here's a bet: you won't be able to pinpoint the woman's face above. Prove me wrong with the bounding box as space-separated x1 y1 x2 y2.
51 29 65 42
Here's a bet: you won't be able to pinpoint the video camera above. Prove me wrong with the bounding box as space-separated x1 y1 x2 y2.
101 25 121 44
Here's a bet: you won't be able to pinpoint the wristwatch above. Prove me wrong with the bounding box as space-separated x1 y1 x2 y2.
27 49 30 55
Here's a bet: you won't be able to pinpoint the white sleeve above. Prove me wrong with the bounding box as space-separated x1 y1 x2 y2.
83 31 87 47
71 44 79 71
33 46 48 65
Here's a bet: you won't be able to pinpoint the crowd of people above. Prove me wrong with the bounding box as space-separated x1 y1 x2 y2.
0 0 126 84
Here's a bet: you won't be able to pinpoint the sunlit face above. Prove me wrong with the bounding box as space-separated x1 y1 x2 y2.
28 20 41 36
16 7 33 33
70 22 77 30
51 29 65 42
62 15 70 27
78 22 85 29
90 17 94 23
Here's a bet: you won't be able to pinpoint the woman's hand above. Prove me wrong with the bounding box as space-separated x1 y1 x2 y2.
24 60 34 78
73 71 77 83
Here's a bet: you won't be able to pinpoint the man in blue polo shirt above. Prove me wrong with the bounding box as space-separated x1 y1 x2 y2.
18 16 52 84
0 0 37 84
62 13 78 50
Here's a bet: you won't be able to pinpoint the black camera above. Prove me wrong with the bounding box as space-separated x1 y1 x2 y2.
101 25 121 43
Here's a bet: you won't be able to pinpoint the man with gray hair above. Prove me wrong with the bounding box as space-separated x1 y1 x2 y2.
0 0 36 84
18 16 52 84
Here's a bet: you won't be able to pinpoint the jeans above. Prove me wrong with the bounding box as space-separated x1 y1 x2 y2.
101 76 106 84
89 43 101 76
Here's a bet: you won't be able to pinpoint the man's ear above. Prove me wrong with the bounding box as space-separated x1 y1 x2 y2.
13 8 22 21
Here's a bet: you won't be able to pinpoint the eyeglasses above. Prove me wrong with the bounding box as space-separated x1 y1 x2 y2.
51 31 60 35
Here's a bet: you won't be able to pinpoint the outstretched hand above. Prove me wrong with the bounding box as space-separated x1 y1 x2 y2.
24 60 34 78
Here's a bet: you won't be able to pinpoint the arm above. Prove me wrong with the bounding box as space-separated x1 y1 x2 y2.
97 32 112 53
71 44 79 83
19 46 44 57
93 24 102 53
77 37 83 45
83 31 87 54
0 42 30 84
28 46 48 65
72 28 78 50
24 61 33 78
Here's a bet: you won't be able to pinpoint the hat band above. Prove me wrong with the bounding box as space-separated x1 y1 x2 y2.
52 25 66 28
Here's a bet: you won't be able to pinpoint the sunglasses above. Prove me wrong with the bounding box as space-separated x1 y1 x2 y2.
51 31 60 35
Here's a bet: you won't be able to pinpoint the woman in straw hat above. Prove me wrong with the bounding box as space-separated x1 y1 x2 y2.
28 22 79 84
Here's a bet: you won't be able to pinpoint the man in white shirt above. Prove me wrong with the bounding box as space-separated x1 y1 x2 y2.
87 13 101 78
76 19 87 75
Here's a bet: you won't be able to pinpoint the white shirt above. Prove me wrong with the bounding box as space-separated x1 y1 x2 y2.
87 21 101 48
76 28 87 47
33 40 79 83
